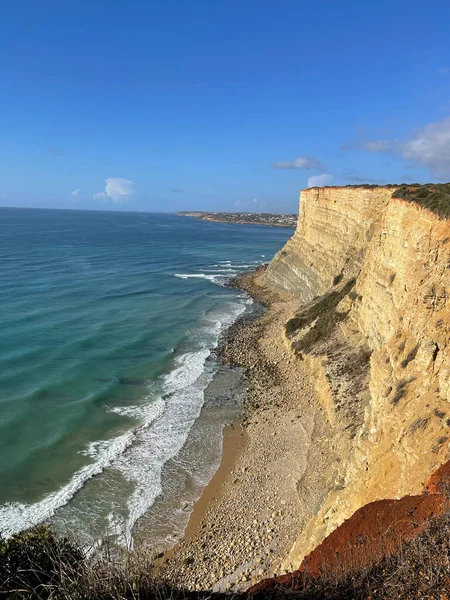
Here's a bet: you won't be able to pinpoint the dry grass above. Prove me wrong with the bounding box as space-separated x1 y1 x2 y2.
0 526 205 600
253 510 450 599
3 510 450 599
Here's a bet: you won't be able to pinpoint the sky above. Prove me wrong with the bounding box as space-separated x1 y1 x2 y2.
1 0 450 213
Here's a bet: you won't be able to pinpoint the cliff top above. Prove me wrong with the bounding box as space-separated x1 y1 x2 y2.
305 182 450 218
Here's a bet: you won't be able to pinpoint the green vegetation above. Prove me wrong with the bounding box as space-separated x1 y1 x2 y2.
0 526 181 600
3 514 450 599
339 183 450 218
332 272 343 287
392 183 450 217
400 345 419 369
0 527 83 599
285 279 356 353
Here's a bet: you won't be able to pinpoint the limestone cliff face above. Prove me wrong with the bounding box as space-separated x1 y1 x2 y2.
266 186 450 569
266 187 393 301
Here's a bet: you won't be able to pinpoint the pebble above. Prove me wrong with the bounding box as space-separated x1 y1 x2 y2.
158 270 334 593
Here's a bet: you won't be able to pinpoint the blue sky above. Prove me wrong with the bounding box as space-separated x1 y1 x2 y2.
1 1 450 213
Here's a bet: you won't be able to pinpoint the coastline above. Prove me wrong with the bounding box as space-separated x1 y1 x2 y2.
180 423 248 544
159 267 347 591
199 218 295 228
177 213 296 228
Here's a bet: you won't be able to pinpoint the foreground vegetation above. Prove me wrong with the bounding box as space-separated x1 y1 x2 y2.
2 511 450 599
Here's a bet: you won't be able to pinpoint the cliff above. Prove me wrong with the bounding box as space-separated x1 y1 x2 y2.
265 185 450 570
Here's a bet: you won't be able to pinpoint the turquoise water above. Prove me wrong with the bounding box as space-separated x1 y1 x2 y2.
0 208 291 547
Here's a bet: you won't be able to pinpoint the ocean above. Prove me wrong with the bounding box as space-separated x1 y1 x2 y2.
0 208 292 549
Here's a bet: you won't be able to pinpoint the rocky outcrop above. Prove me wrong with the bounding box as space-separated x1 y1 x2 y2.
265 186 450 570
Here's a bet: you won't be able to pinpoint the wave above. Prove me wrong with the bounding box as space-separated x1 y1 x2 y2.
0 396 164 539
202 268 237 273
0 427 136 538
173 273 229 286
0 295 251 542
216 264 254 269
108 300 250 543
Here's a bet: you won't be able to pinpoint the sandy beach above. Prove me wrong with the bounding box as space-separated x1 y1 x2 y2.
159 267 344 591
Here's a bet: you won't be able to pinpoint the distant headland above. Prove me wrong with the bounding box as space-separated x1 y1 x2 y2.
177 211 297 228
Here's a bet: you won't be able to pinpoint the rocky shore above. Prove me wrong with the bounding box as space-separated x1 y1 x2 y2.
159 267 349 591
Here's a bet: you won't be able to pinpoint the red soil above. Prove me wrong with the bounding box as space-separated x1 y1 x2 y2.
250 461 450 594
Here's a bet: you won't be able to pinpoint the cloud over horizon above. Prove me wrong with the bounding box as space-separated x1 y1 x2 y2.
307 173 333 188
357 117 450 178
71 189 81 197
234 197 263 210
344 175 384 184
272 155 326 171
93 178 135 203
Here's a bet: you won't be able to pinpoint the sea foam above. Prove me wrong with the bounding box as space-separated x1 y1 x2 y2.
0 294 249 543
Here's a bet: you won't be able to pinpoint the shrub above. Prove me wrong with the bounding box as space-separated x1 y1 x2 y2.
392 183 450 218
286 279 356 348
332 273 343 286
0 526 83 599
400 345 419 368
390 379 413 406
434 408 446 419
0 526 205 600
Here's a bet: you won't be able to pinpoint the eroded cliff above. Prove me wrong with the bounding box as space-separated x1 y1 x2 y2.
266 186 450 570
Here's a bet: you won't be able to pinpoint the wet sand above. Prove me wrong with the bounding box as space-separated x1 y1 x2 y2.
182 424 248 543
159 267 341 591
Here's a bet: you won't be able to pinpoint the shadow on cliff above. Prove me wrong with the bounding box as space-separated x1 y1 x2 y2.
285 278 356 353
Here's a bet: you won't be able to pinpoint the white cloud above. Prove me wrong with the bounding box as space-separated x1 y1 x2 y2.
307 173 333 188
272 155 326 171
361 140 395 153
402 118 450 176
344 174 384 184
233 198 264 210
93 191 108 200
93 178 135 203
358 117 450 177
71 189 81 197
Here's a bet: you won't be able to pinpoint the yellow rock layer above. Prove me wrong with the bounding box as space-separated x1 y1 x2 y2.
266 186 450 570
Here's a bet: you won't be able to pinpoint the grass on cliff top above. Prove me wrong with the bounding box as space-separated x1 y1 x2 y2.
341 182 450 218
314 182 450 218
392 183 450 218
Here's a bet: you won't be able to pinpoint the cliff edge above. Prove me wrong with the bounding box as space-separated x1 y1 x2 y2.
265 185 450 570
